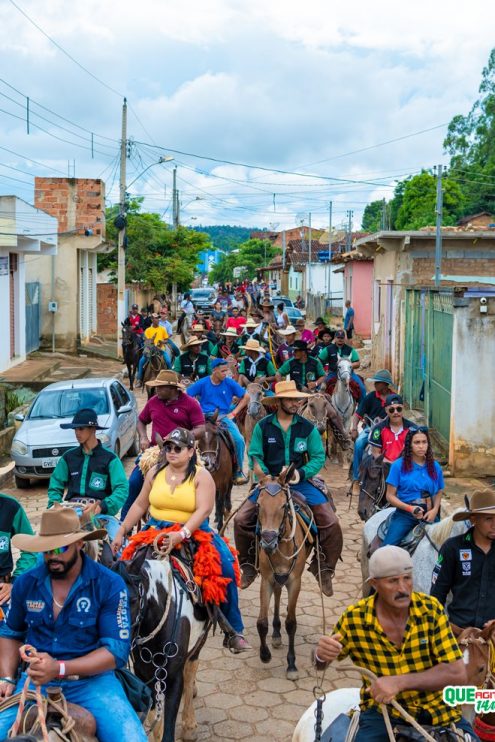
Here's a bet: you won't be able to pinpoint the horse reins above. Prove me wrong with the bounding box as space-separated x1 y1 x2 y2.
458 635 495 689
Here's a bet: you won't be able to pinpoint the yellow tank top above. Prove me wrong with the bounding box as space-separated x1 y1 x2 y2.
149 466 197 523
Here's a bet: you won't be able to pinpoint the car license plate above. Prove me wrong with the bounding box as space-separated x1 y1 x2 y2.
41 457 59 469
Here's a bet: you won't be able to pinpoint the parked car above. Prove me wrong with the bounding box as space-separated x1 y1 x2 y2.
11 378 139 489
190 287 216 313
271 296 304 322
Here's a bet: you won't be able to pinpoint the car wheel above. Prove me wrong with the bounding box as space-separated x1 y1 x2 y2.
15 475 31 489
114 440 121 458
127 431 140 457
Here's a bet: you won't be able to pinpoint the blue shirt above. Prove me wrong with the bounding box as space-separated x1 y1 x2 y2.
159 319 173 336
344 307 355 330
386 458 444 503
0 553 131 668
187 376 245 414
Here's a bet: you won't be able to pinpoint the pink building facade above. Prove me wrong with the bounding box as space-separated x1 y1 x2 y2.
343 258 373 339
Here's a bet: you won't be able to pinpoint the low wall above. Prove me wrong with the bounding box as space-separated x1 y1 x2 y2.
97 283 117 338
0 426 15 455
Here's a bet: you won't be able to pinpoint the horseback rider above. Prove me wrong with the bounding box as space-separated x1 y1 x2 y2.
239 317 262 347
319 329 366 399
276 340 326 391
225 306 247 335
276 324 298 364
350 369 395 497
112 428 251 652
121 370 206 520
381 427 444 546
159 305 180 359
237 338 276 386
431 489 495 631
369 394 414 464
136 312 171 384
0 507 147 741
47 409 128 517
190 322 216 356
140 306 152 330
123 303 144 345
177 291 195 334
255 299 276 345
314 545 476 741
311 326 335 361
174 337 212 381
187 359 249 485
211 327 242 359
234 380 343 596
0 496 37 619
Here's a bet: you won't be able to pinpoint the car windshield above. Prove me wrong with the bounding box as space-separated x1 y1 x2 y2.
29 388 109 419
192 290 213 298
277 298 294 307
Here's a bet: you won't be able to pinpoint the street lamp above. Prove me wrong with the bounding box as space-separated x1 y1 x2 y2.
117 155 174 356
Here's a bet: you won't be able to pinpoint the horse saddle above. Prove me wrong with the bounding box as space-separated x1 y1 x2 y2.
393 723 469 741
18 687 97 741
325 377 362 402
371 512 426 556
217 423 238 470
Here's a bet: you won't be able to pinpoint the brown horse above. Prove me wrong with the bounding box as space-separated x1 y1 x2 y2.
142 342 167 399
196 413 234 531
453 621 495 730
255 464 313 680
238 382 267 456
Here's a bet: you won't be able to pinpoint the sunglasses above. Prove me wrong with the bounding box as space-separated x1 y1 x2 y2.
410 425 429 433
164 443 187 454
45 545 70 555
387 405 403 413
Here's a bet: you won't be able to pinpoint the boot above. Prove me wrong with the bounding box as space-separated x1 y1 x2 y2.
308 502 344 597
233 500 258 589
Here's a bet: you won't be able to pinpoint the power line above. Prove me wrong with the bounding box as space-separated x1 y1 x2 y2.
0 144 68 176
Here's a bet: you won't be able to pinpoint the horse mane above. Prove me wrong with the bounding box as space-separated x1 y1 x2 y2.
428 508 465 547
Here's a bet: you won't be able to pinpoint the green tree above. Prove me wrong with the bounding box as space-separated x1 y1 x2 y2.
361 200 385 231
444 48 495 216
394 171 464 230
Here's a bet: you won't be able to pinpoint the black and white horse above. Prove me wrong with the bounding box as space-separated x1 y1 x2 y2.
116 549 210 742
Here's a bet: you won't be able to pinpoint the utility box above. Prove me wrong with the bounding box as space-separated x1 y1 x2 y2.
48 301 58 313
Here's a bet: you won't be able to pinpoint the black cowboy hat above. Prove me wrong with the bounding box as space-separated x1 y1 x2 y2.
318 327 334 340
293 340 308 352
60 408 108 430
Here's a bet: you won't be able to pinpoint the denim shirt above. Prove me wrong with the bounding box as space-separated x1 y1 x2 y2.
0 553 131 668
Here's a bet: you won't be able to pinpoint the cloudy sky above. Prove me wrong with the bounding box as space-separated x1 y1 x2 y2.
0 0 494 231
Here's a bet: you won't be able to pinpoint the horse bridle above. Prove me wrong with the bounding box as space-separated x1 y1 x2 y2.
198 424 221 472
458 635 495 689
246 383 264 416
300 393 328 430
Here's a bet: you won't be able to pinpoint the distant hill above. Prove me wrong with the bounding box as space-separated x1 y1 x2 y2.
192 225 261 251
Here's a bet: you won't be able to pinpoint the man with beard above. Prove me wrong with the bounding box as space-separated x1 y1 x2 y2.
47 409 128 517
431 489 495 632
315 546 476 741
0 507 147 741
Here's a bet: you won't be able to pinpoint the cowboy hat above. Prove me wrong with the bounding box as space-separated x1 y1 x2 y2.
453 489 495 521
239 338 263 353
180 337 204 351
259 299 274 309
366 369 395 387
278 325 297 336
220 327 239 338
60 409 108 430
318 327 334 340
12 506 107 553
262 380 310 406
243 317 259 329
145 369 185 389
191 323 205 333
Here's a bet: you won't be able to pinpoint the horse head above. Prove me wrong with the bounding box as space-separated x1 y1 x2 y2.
357 452 385 522
197 418 220 472
299 394 328 434
256 463 294 554
457 621 495 689
246 383 264 417
336 357 352 386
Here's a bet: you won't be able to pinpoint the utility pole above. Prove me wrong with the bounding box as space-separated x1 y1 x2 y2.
327 201 333 298
172 167 178 228
346 209 354 252
116 98 127 357
308 212 312 297
434 164 443 288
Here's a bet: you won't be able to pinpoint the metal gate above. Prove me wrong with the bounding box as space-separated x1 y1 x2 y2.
403 290 453 444
25 281 40 353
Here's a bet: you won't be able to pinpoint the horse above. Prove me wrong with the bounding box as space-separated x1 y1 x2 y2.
115 547 210 742
142 343 167 399
196 413 234 531
121 324 142 392
329 357 356 466
238 382 267 457
255 465 313 681
357 451 387 521
360 507 468 594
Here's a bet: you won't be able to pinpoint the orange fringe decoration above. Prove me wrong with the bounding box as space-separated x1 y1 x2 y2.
120 525 240 606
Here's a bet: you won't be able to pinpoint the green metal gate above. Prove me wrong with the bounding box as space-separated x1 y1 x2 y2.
403 290 453 444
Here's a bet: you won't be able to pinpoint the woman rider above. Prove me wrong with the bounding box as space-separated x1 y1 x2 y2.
382 427 444 546
112 428 250 652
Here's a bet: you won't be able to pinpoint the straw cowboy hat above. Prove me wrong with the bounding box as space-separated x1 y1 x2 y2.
12 506 107 553
180 337 204 352
243 317 259 329
220 327 239 338
239 338 264 353
191 323 206 333
453 489 495 521
145 369 185 389
278 324 297 336
262 380 310 406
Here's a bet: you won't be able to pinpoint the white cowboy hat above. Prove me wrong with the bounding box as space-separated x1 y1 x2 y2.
220 327 239 338
278 325 297 336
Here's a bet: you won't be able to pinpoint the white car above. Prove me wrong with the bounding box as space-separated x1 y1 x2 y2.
11 377 138 489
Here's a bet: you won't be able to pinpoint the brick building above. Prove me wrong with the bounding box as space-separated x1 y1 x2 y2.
25 178 108 352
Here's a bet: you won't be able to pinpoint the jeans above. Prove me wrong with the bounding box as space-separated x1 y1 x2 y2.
382 507 439 546
219 416 245 475
137 349 171 379
121 463 144 520
352 429 369 480
354 708 479 742
166 338 180 358
249 479 327 506
147 518 244 633
0 671 147 742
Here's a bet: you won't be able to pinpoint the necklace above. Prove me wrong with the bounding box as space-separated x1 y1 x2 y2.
53 597 65 609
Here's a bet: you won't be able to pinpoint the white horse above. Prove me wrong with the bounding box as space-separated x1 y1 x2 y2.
292 687 360 741
361 506 468 594
329 357 356 466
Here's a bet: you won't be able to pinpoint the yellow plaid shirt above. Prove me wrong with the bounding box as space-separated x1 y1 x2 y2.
334 592 462 726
